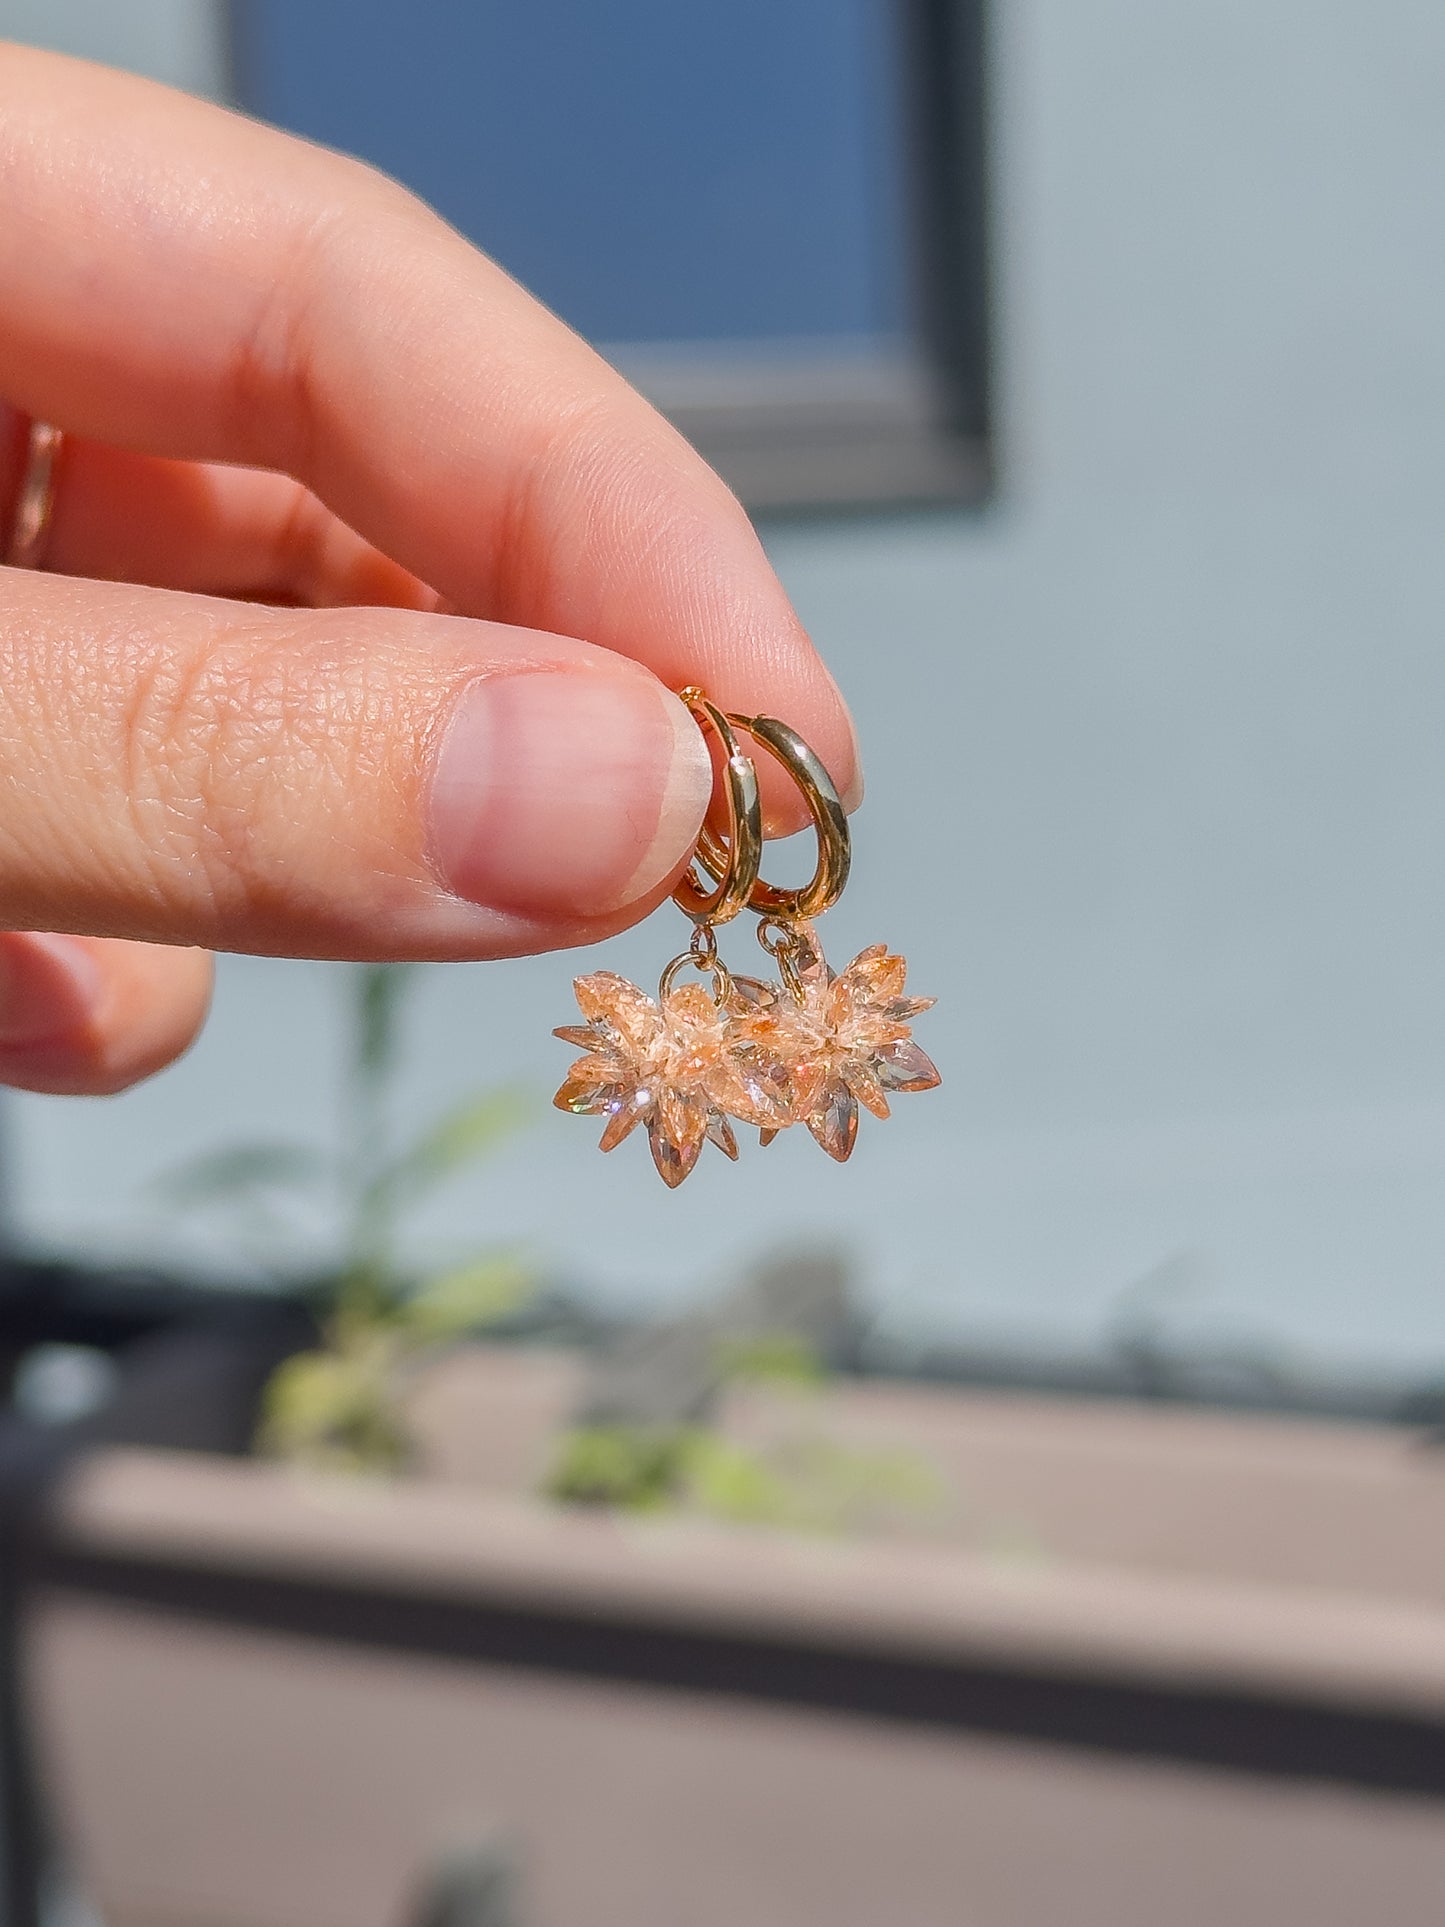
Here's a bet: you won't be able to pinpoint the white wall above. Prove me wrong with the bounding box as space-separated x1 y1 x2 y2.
8 4 1445 1377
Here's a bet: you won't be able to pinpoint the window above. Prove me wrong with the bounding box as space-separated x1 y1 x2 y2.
230 0 990 512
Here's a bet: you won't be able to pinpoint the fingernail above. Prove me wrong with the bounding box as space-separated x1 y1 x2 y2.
0 933 103 1047
428 671 713 917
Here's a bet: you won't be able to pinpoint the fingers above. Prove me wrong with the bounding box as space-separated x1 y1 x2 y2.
0 570 713 959
0 46 858 829
0 407 437 610
0 931 211 1094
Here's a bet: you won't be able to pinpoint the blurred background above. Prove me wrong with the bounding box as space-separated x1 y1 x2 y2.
2 4 1445 1926
4 0 1445 1391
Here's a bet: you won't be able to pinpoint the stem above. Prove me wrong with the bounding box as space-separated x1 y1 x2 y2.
337 962 411 1329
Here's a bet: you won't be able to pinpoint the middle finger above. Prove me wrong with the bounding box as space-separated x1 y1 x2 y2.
2 413 438 609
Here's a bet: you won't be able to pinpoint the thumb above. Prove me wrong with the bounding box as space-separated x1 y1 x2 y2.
0 572 714 958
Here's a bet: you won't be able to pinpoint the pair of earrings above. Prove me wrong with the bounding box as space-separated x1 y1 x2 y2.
553 689 939 1187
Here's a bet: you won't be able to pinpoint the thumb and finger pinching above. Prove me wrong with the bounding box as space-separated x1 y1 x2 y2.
0 559 714 1092
0 559 717 1094
0 571 714 963
0 45 860 1093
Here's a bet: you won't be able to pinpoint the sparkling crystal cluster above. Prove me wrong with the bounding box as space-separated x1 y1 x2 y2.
554 928 939 1187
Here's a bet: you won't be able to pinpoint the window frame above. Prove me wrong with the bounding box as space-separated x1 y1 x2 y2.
616 0 992 516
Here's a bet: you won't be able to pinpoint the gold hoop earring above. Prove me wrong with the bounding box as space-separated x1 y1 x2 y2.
695 711 850 921
552 687 939 1185
5 420 63 571
670 688 762 924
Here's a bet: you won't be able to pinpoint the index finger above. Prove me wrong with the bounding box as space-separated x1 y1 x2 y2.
0 44 860 825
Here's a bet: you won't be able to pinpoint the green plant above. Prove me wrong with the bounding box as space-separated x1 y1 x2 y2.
545 1424 698 1510
161 962 530 1473
545 1330 943 1534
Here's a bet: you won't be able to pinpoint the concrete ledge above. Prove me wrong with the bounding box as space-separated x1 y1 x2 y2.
47 1445 1445 1724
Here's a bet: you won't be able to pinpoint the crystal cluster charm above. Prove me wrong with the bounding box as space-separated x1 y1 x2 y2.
554 927 939 1187
554 972 787 1188
727 925 940 1163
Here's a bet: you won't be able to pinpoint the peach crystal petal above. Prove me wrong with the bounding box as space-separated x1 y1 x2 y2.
843 1058 892 1120
554 1058 624 1111
573 971 660 1050
807 1081 859 1161
876 1037 941 1091
599 1087 651 1150
553 1023 601 1049
649 1097 709 1186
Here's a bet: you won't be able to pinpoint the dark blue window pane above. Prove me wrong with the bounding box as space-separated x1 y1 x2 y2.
233 0 912 348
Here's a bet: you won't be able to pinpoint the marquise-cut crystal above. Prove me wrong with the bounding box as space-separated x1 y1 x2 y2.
842 1057 891 1120
810 1083 859 1161
598 1085 651 1151
648 1118 698 1188
875 1037 942 1092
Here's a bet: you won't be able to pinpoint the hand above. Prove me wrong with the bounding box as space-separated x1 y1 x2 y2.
0 45 858 1097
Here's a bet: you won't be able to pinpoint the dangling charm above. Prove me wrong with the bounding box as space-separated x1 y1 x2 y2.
552 687 940 1184
553 928 789 1189
729 922 940 1162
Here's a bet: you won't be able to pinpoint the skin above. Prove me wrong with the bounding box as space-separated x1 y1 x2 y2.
0 44 860 1098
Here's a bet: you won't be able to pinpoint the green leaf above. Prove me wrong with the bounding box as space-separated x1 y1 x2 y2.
715 1333 827 1389
396 1255 534 1344
256 1338 409 1475
545 1425 694 1510
683 1436 796 1526
381 1089 527 1205
153 1142 329 1207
